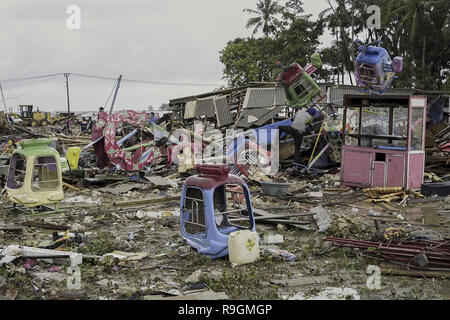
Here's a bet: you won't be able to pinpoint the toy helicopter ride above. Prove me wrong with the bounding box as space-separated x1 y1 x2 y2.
354 39 403 95
2 138 80 215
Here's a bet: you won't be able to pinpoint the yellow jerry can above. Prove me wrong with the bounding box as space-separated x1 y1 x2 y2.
66 147 81 170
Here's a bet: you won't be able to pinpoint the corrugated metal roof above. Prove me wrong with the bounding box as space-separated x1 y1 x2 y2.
243 88 275 109
256 106 284 126
196 97 216 117
214 96 233 127
242 86 287 109
235 106 283 128
184 100 197 119
275 86 287 105
318 84 414 105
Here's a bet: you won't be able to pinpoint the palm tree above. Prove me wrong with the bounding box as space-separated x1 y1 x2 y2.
243 0 283 37
320 0 356 84
386 0 447 68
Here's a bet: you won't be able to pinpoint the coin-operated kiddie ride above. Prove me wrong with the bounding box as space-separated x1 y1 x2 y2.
2 138 64 215
276 52 323 108
354 39 403 94
180 164 257 259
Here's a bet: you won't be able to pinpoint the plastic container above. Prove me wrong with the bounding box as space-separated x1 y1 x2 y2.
259 182 291 196
228 230 260 265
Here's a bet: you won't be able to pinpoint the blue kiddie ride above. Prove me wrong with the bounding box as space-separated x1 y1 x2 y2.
354 39 403 94
180 164 257 259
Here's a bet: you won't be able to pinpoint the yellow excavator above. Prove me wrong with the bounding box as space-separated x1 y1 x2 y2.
10 105 65 127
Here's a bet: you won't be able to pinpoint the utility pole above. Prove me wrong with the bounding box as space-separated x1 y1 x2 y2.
109 75 122 114
64 73 71 130
0 82 8 113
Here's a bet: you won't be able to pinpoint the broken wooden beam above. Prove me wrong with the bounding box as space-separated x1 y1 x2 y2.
114 194 180 207
0 225 23 234
21 221 70 231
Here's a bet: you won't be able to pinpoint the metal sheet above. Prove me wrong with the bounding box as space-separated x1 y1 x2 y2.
235 106 283 128
322 84 413 105
196 97 216 117
275 86 287 106
214 96 233 127
255 106 284 127
184 100 197 119
243 88 276 109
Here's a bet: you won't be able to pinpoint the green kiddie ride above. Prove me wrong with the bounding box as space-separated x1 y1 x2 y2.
3 138 64 215
276 53 323 108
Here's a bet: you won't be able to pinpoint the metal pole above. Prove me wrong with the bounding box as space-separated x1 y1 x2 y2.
109 75 122 114
0 82 8 113
64 73 71 130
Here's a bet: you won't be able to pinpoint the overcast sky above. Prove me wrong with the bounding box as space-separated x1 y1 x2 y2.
0 0 330 113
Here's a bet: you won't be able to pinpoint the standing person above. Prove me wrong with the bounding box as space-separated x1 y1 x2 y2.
278 108 315 164
97 107 107 122
98 107 105 117
148 112 157 124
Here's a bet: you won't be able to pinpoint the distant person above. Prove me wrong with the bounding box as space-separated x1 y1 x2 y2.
148 112 157 124
98 107 107 119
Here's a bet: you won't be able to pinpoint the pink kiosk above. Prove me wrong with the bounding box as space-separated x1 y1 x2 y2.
341 94 427 190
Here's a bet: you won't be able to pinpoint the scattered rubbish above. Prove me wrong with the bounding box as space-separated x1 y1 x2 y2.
144 290 228 301
135 210 177 220
114 195 180 207
308 192 323 198
83 216 94 225
263 248 296 262
259 182 291 196
263 233 284 245
0 245 82 266
368 209 381 217
62 196 100 204
102 251 149 261
100 183 141 196
421 182 450 197
311 206 332 233
145 176 178 188
325 237 450 269
185 269 203 283
285 287 360 300
270 276 331 288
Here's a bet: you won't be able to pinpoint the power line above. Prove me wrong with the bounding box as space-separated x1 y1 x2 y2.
0 73 65 83
0 72 223 87
26 72 222 87
4 83 66 100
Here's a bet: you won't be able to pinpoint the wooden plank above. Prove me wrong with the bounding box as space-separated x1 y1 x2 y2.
0 225 23 233
21 221 70 231
270 276 331 287
114 194 180 207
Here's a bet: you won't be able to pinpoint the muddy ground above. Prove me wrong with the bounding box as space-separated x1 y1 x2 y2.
1 173 449 301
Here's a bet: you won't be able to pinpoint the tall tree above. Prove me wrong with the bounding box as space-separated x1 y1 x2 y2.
243 0 283 37
382 0 450 89
221 1 328 87
319 0 365 85
220 37 279 87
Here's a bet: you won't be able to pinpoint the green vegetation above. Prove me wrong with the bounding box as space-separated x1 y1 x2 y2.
220 0 450 90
